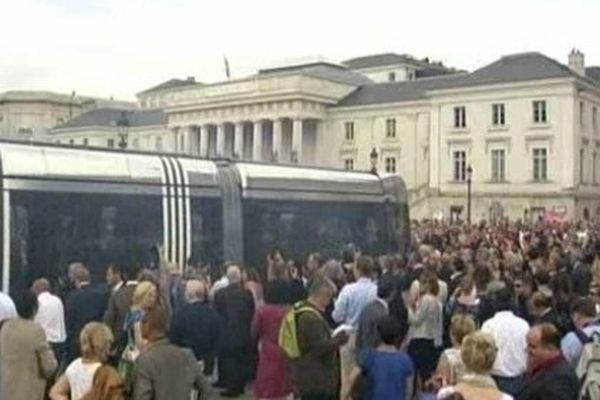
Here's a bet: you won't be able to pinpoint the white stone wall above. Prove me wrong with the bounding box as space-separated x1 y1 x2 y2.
0 101 78 138
324 103 430 189
427 79 600 220
576 90 600 186
318 78 600 220
49 126 172 151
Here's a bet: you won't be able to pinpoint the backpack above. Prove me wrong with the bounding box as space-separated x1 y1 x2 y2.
577 331 600 400
278 302 323 359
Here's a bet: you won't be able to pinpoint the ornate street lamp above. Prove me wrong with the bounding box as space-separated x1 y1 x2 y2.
116 111 130 150
370 147 379 174
69 91 76 120
466 164 473 224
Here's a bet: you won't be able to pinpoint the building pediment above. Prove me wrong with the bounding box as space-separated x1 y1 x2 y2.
164 72 359 114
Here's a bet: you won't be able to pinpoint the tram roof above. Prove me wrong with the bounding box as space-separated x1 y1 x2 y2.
0 141 218 188
0 140 405 203
234 162 390 202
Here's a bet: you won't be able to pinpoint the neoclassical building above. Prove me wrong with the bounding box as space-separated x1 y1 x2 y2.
47 50 600 221
0 90 133 139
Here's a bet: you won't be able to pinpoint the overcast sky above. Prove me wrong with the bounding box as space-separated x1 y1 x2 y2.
1 0 598 100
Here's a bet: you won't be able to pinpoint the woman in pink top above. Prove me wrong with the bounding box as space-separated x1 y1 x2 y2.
252 279 292 400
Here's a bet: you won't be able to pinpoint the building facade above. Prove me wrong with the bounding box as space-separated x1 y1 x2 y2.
48 108 167 149
0 91 81 138
46 50 600 221
0 91 134 139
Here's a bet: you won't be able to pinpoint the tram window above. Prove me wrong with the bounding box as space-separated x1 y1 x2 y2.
243 200 390 269
9 191 162 296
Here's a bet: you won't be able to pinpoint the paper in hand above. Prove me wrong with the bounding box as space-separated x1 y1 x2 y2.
332 324 353 337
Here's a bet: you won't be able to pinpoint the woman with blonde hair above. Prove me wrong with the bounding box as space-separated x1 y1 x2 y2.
125 281 159 353
116 280 159 384
437 331 513 400
436 314 477 385
80 365 124 400
50 322 114 400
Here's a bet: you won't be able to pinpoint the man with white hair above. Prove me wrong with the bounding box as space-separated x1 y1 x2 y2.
170 279 221 376
226 265 242 284
31 278 66 365
214 265 255 397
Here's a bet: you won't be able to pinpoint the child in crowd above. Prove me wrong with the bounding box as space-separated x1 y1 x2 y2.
345 315 414 400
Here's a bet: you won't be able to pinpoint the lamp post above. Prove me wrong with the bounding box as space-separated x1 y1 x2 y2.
69 91 76 120
466 164 473 224
117 111 129 150
370 147 379 174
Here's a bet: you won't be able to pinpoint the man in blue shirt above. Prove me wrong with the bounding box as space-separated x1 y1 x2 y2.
332 256 377 398
561 296 600 366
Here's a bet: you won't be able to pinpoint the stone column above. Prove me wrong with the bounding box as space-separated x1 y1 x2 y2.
216 123 226 158
171 128 180 152
179 129 186 153
253 121 263 161
183 125 194 154
191 126 200 155
292 118 303 164
234 122 244 159
199 125 209 158
272 118 283 162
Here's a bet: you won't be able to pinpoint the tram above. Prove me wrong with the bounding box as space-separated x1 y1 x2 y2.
0 141 409 295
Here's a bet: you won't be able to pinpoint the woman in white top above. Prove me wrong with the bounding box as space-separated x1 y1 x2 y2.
407 269 444 383
50 322 114 400
436 313 477 385
437 331 513 400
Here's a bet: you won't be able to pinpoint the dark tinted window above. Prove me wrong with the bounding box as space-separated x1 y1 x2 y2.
243 200 391 268
9 191 162 296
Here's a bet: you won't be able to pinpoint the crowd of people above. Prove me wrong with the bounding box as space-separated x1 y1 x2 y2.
0 218 600 400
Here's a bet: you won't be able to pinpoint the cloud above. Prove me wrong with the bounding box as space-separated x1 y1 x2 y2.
0 0 598 100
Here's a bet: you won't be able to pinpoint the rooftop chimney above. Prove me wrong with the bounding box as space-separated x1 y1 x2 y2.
186 76 195 82
568 48 585 76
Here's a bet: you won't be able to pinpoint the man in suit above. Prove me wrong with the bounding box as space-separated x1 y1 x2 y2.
517 323 579 400
133 307 205 400
214 265 255 397
570 252 593 297
65 264 109 363
1 291 57 400
106 263 125 294
170 279 221 375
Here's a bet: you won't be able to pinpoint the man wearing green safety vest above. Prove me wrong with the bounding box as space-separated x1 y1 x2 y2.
290 277 349 400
